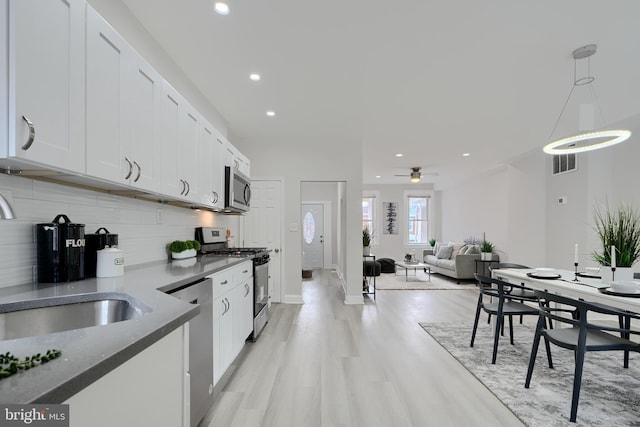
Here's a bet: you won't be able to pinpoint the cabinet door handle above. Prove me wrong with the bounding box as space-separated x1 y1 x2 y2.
184 180 190 196
124 157 133 180
243 270 248 274
133 161 141 182
21 116 35 150
244 283 250 297
179 179 186 195
221 299 227 314
220 280 228 285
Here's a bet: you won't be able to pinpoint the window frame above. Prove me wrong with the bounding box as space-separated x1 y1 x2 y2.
362 191 381 246
403 190 433 246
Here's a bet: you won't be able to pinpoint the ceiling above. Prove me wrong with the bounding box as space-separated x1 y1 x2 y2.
119 0 640 188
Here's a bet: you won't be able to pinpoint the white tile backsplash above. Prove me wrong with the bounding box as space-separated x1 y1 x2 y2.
0 173 238 288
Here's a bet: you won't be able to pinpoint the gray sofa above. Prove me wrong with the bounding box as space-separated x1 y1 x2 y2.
423 242 498 283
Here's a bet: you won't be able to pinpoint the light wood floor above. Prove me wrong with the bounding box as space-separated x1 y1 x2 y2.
203 270 524 427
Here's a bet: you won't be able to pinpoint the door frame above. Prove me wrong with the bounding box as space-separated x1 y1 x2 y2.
301 200 332 269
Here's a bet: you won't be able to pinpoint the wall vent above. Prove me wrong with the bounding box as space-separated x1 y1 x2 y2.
552 152 577 175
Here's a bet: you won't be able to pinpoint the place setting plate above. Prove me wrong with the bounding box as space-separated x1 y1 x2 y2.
599 281 640 297
527 268 561 280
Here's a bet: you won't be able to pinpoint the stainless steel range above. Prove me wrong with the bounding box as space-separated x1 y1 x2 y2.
195 227 270 340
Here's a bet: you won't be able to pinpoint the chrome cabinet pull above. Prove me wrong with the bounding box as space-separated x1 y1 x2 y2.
133 161 141 182
220 279 228 285
180 179 186 195
21 116 35 150
184 180 190 196
244 283 250 297
124 157 133 179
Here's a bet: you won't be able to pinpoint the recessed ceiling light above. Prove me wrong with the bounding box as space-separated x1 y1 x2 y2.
375 175 381 179
463 153 471 157
266 111 275 117
214 2 230 15
249 73 261 81
395 153 403 157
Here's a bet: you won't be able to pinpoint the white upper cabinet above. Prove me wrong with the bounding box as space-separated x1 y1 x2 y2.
5 0 86 173
223 139 250 178
197 121 225 209
86 6 161 193
160 82 200 202
212 134 226 210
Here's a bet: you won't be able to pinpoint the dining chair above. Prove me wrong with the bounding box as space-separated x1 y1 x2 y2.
525 289 640 423
488 263 532 325
471 274 542 364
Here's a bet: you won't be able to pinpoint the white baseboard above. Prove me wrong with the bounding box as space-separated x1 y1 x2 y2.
283 294 304 304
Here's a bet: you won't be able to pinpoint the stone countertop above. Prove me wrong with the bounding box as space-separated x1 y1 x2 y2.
0 254 252 404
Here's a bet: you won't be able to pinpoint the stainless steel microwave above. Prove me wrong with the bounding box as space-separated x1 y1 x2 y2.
224 166 251 213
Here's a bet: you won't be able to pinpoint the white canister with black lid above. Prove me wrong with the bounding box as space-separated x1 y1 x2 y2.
96 246 124 278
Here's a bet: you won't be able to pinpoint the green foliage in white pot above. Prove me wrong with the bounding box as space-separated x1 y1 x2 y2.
480 240 494 253
362 227 371 247
592 203 640 268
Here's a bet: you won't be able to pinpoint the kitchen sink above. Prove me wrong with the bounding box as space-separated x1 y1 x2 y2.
0 292 152 340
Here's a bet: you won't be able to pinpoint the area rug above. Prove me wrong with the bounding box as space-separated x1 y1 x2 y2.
419 322 640 426
374 271 475 290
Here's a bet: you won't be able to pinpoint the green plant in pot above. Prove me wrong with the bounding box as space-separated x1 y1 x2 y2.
480 240 494 261
362 228 372 256
592 202 640 281
429 238 436 247
169 240 201 260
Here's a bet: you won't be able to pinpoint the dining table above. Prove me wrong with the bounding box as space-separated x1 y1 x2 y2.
491 268 640 314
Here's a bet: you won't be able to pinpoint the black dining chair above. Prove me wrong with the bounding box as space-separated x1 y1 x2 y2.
488 263 532 325
471 274 542 364
525 289 640 423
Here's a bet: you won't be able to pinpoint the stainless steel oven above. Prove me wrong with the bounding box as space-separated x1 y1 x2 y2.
252 253 269 340
224 166 250 213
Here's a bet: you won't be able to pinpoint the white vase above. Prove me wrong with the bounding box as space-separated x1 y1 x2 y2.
601 266 635 284
363 246 371 256
172 248 197 260
481 252 492 261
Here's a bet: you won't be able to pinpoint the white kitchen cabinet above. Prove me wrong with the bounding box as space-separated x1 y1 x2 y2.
223 139 250 178
86 6 162 193
210 261 253 386
4 0 86 173
232 280 254 356
160 82 200 202
197 121 224 209
65 326 188 427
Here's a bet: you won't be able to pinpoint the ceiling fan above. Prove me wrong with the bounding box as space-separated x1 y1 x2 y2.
394 167 438 182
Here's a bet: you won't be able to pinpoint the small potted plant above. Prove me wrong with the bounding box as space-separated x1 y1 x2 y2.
363 227 372 256
168 240 201 260
480 240 494 261
404 253 413 263
429 238 436 247
592 202 640 282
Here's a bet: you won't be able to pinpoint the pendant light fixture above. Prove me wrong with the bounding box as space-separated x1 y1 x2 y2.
542 44 631 155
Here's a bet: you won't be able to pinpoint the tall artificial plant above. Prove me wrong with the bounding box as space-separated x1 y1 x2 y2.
592 203 640 268
362 227 371 247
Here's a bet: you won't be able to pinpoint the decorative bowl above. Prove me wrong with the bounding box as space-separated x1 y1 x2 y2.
610 281 638 293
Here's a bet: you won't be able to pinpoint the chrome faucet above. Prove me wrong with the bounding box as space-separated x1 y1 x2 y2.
0 192 16 219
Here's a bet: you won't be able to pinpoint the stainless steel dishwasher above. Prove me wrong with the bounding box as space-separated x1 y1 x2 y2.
167 278 213 427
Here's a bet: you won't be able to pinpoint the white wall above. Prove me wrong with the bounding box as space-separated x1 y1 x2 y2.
0 173 239 288
362 183 435 261
238 137 363 304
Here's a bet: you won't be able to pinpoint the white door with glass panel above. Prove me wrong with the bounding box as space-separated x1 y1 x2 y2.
302 204 324 269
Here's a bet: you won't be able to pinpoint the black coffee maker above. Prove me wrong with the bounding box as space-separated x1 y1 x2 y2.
36 214 85 283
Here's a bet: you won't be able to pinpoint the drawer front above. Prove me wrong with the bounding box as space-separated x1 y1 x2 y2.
210 270 233 298
233 261 253 284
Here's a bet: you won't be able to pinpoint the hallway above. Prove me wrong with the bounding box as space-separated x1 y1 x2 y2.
205 270 523 426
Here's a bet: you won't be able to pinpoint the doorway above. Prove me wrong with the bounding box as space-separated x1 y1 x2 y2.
301 203 324 269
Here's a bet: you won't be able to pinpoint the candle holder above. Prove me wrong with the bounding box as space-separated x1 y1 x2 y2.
611 266 616 282
573 262 579 281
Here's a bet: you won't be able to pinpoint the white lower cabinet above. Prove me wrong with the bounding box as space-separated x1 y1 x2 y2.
65 326 188 427
210 261 253 386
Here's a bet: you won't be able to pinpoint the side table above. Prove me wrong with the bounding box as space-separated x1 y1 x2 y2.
363 254 377 299
475 259 499 276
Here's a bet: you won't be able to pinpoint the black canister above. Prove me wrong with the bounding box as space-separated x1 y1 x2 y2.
36 214 85 283
85 227 119 278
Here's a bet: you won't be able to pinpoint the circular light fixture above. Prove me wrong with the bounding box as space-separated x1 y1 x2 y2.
266 111 275 117
543 130 631 154
249 73 261 81
214 2 230 15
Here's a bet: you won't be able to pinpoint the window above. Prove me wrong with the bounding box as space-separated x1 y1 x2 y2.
406 194 430 244
362 191 380 245
552 152 577 175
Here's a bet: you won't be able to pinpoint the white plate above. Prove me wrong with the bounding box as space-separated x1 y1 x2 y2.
532 271 560 278
610 280 639 293
535 267 555 272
